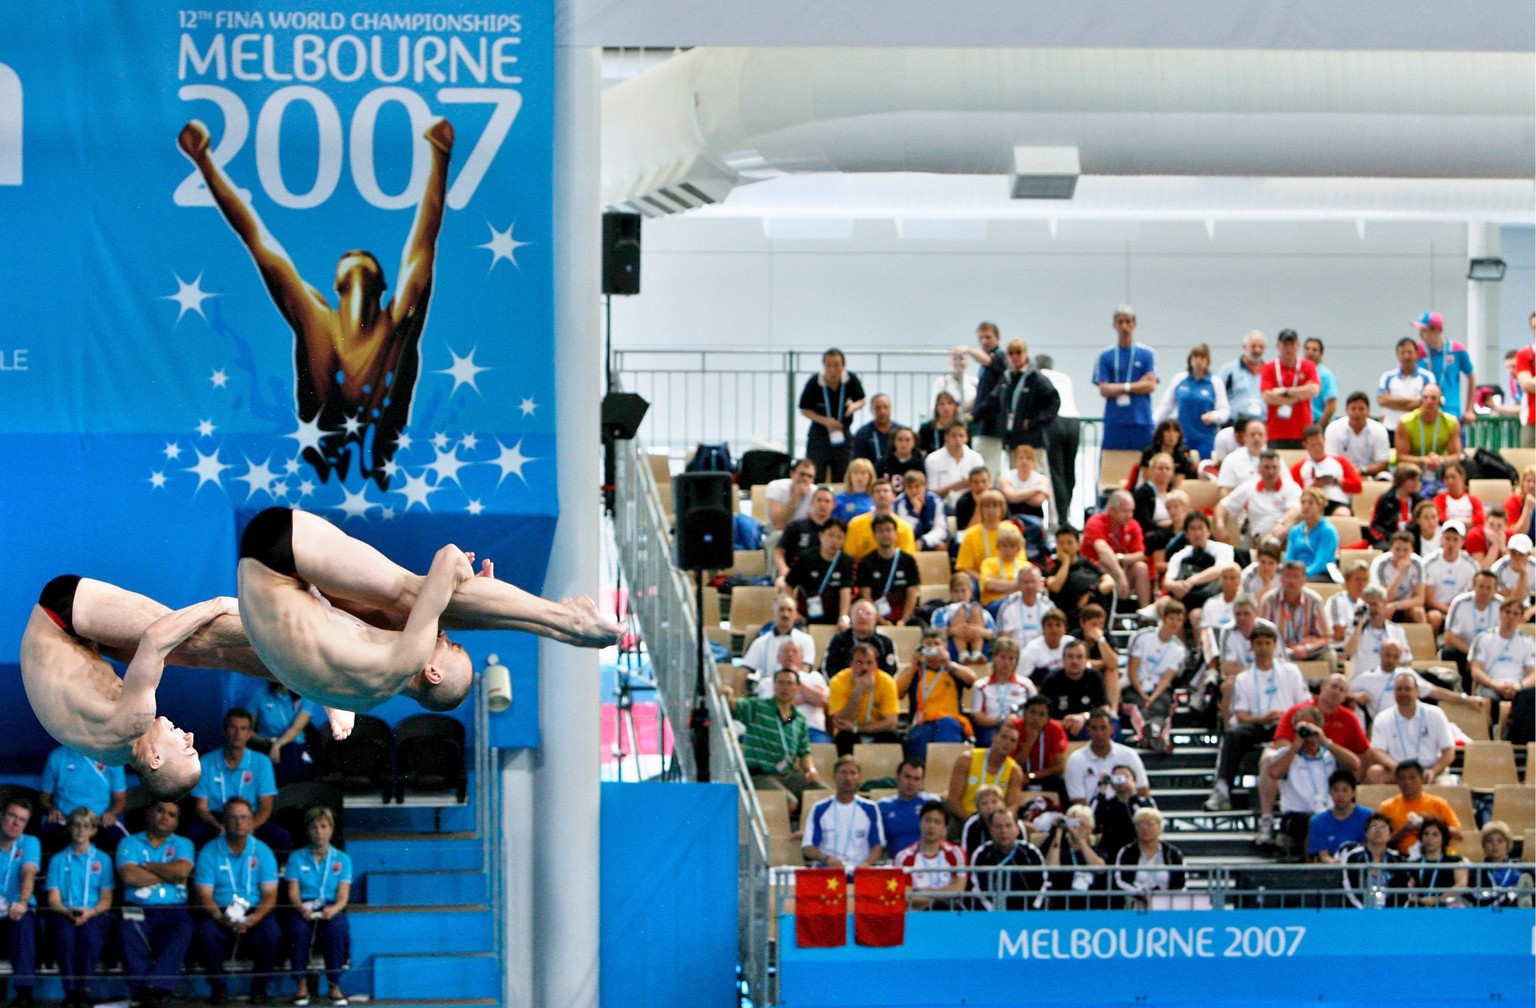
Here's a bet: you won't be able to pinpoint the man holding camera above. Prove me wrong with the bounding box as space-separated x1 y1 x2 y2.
1065 709 1149 806
1265 704 1363 855
194 799 280 1006
1251 674 1368 849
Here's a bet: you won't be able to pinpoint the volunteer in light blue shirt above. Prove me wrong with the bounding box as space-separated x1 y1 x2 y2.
1093 305 1158 450
191 708 287 848
1304 336 1340 428
1414 312 1476 420
39 747 127 852
193 798 281 1004
117 800 195 1008
43 808 113 1006
241 682 327 786
0 798 42 1005
1285 489 1342 581
283 806 354 1006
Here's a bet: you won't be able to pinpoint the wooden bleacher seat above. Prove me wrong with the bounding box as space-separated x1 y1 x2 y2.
799 787 833 815
1354 784 1396 810
1492 784 1536 834
750 483 769 524
1461 741 1519 790
1182 478 1221 515
884 625 921 666
1399 622 1437 663
1337 548 1380 571
1519 623 1536 639
807 624 838 669
923 742 970 783
1275 448 1307 470
1310 582 1345 601
863 788 897 801
1426 785 1479 857
1294 660 1332 684
1468 478 1514 508
702 585 722 628
808 742 838 778
770 834 807 867
1330 515 1362 547
1098 450 1140 493
1527 743 1535 784
853 743 905 781
916 583 950 607
1498 447 1531 473
916 550 953 586
729 585 778 640
705 625 733 655
732 549 767 578
757 790 793 837
1442 701 1491 742
1525 830 1536 861
1351 482 1389 522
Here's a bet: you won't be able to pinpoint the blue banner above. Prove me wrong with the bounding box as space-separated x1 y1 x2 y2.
0 1 554 753
778 907 1536 1008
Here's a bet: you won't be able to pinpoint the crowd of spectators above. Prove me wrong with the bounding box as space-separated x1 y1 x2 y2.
732 307 1536 906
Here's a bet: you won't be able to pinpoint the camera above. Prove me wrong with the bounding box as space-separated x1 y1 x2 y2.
1354 604 1368 620
1064 818 1081 830
1296 724 1317 738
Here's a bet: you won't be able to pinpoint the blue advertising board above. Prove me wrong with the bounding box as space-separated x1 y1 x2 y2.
0 1 554 754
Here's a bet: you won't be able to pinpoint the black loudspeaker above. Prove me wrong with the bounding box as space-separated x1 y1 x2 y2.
602 212 641 295
673 472 734 571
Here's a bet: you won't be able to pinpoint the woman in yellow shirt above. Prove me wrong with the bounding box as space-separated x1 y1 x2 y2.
956 489 1011 581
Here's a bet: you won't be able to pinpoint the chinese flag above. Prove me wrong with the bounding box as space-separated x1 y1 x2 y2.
853 867 908 947
794 868 847 947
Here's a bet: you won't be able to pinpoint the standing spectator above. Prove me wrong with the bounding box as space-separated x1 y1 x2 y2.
996 340 1060 486
1303 336 1340 429
970 643 1035 747
801 756 886 869
1260 329 1321 448
44 808 113 1008
765 458 818 532
1423 521 1481 634
1093 305 1158 451
1082 490 1150 604
1308 770 1374 864
1394 385 1462 476
118 800 194 1008
877 760 941 859
0 800 40 1008
773 486 836 586
893 801 968 909
1515 312 1536 449
798 348 866 482
194 798 281 1006
37 746 127 854
931 349 978 422
1292 424 1363 515
1376 337 1435 434
852 393 897 469
893 470 949 551
923 423 985 508
1204 624 1309 811
952 322 1009 469
917 391 963 456
879 428 924 493
243 682 324 787
284 807 353 1008
190 708 287 849
783 519 854 626
1153 343 1229 461
1284 490 1340 582
826 643 902 756
1325 391 1391 480
1414 311 1477 423
1217 330 1268 426
1034 354 1082 528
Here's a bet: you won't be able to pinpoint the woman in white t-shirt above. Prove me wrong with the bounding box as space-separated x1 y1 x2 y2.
998 444 1052 522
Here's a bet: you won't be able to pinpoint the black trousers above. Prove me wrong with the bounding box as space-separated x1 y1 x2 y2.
1042 416 1080 526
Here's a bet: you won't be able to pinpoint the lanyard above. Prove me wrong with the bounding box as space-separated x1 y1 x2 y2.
981 527 995 558
1252 667 1279 711
1393 710 1427 759
1298 750 1328 802
1116 346 1134 386
1272 359 1302 390
1279 596 1309 641
65 849 94 909
0 843 19 898
815 557 841 596
978 754 1009 791
862 682 877 725
1416 855 1446 892
772 708 798 760
221 842 253 901
310 847 336 900
822 381 846 425
919 668 945 708
881 554 900 596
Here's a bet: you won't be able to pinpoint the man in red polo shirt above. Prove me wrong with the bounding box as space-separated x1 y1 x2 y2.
1261 329 1322 448
1253 673 1367 847
1082 490 1150 606
1515 311 1536 449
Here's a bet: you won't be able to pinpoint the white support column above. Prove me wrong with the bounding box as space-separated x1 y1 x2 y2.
500 748 535 1008
1467 222 1501 396
527 39 604 1008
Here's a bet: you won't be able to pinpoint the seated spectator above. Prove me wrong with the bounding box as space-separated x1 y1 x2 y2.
895 628 978 758
1159 513 1236 624
0 799 40 1008
118 801 194 1008
1123 602 1187 753
1154 489 1193 561
1205 415 1254 471
852 393 897 470
917 390 963 457
1366 464 1424 547
1284 489 1340 582
773 486 836 586
877 759 941 858
1348 640 1478 730
284 806 353 1006
1492 534 1535 618
749 640 831 743
1324 391 1391 481
1132 453 1180 556
823 600 897 677
879 427 925 494
1471 506 1509 567
1260 560 1334 663
1041 642 1114 741
993 566 1052 650
1342 585 1411 675
933 574 994 662
1369 531 1427 624
1012 698 1070 807
1240 539 1283 602
765 458 818 532
1434 461 1484 531
1471 821 1534 907
243 681 326 787
998 445 1051 523
893 800 968 909
1216 450 1301 546
893 470 949 551
1154 345 1227 461
723 667 821 815
1139 418 1202 485
1364 674 1456 783
1423 521 1481 635
801 756 885 869
1410 499 1441 557
1082 490 1150 604
1469 597 1536 722
1264 705 1362 853
740 595 816 687
1394 385 1462 476
38 746 127 854
782 519 855 626
1325 561 1371 647
977 525 1030 607
833 458 877 522
1077 606 1121 697
1507 466 1536 540
1204 624 1309 811
195 798 281 1005
1216 417 1271 496
953 468 997 532
1339 813 1408 908
1440 569 1503 689
1065 709 1149 806
844 480 917 560
1378 760 1462 856
1212 595 1276 724
1191 565 1244 700
1039 804 1109 910
1307 770 1374 864
955 490 1011 584
44 808 113 1008
853 515 920 625
945 721 1023 820
1376 337 1436 435
924 423 985 507
1018 609 1073 683
969 640 1035 748
1044 525 1113 629
968 807 1045 911
190 708 290 850
1405 816 1470 907
826 643 901 756
1113 807 1185 904
1291 424 1361 515
1256 674 1370 847
959 785 1006 858
1088 767 1156 858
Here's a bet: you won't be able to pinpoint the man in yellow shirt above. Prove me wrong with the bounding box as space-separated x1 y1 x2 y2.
844 481 917 559
827 643 902 756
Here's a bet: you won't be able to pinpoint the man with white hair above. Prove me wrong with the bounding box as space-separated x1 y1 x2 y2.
1364 670 1456 784
1217 330 1268 427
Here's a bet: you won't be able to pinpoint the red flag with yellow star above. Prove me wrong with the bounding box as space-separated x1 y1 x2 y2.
794 868 848 947
853 867 908 946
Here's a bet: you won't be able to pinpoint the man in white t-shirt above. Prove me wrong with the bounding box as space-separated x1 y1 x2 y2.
924 423 987 506
1469 597 1536 707
740 595 817 684
765 458 819 531
1216 418 1271 494
1205 624 1309 811
1364 670 1456 783
1422 521 1481 635
1161 513 1236 623
1347 639 1477 727
747 639 831 742
1324 392 1391 480
1065 709 1149 805
1441 570 1504 690
1341 586 1411 674
1123 603 1189 753
993 567 1053 650
1216 451 1301 545
1491 534 1535 618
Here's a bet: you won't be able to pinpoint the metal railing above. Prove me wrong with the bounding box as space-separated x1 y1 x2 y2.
611 433 773 1002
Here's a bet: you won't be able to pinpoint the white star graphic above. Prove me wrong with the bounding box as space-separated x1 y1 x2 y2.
210 368 229 389
460 433 479 451
519 397 537 417
380 457 401 482
296 479 316 499
287 414 329 456
435 347 491 397
467 499 485 516
333 485 377 522
431 431 451 450
395 470 439 512
196 419 217 438
490 438 536 485
478 220 530 272
164 272 220 322
394 432 414 452
427 446 469 488
282 458 301 475
148 471 167 489
185 447 232 493
341 413 363 437
162 442 182 461
381 507 397 521
234 455 282 502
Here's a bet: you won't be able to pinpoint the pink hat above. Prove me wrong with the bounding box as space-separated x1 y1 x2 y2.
1414 311 1444 331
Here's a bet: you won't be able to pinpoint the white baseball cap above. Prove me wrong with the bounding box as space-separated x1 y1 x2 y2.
1509 533 1533 554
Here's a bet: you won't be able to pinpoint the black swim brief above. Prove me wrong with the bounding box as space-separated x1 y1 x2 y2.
239 507 297 577
38 574 82 638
